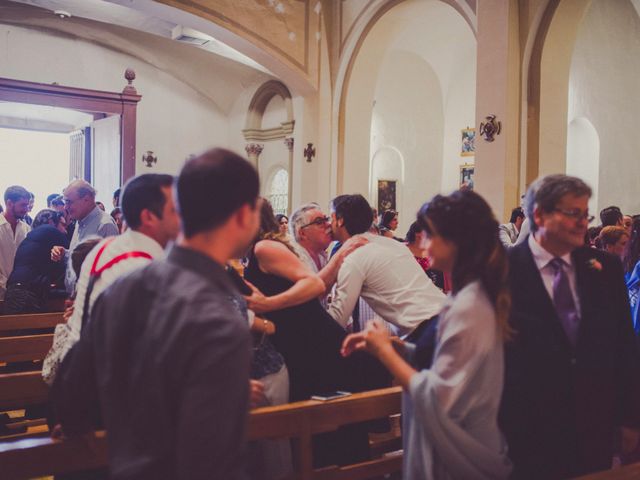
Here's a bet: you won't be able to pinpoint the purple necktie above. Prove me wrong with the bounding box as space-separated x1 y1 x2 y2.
550 258 580 347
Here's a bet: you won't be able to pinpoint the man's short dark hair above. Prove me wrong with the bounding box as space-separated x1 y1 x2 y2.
177 148 259 238
51 195 65 208
510 207 525 224
4 185 30 204
333 194 373 236
600 206 622 227
523 175 592 232
113 188 121 205
47 193 60 207
121 174 174 230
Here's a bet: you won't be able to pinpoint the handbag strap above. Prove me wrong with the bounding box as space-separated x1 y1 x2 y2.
81 238 153 328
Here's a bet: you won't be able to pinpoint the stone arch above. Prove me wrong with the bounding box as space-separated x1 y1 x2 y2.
331 0 477 194
243 80 294 141
522 0 592 185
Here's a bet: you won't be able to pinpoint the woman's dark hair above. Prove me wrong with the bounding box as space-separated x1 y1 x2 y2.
256 198 295 253
405 221 422 244
71 237 101 278
379 210 398 229
623 217 640 274
32 209 63 229
275 214 288 224
418 190 511 340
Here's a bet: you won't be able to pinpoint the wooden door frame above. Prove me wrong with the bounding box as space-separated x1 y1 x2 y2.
0 71 142 183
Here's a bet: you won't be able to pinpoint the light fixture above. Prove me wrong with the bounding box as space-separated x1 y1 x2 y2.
53 10 71 19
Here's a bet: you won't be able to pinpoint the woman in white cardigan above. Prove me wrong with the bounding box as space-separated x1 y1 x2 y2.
342 190 512 480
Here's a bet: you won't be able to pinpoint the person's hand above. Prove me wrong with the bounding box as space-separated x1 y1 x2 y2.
51 246 65 262
620 426 640 455
339 236 369 260
243 281 274 314
254 316 276 335
341 321 392 358
249 380 267 408
62 304 74 323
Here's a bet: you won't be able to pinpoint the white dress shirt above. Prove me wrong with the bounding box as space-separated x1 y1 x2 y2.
0 213 30 299
499 223 519 248
329 232 446 335
528 234 581 316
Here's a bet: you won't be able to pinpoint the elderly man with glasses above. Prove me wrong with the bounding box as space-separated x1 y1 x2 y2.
289 203 367 308
501 174 640 479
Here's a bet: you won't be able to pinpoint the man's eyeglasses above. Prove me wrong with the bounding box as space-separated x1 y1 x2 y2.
553 208 595 223
301 216 330 229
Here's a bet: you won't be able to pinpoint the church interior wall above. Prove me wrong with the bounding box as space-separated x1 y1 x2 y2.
568 0 640 215
0 23 265 180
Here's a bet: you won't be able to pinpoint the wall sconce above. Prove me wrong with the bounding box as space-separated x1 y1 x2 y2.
142 150 157 168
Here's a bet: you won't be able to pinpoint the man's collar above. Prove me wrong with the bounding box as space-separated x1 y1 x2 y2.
528 233 573 270
167 245 230 286
0 213 7 226
78 205 100 227
125 229 165 258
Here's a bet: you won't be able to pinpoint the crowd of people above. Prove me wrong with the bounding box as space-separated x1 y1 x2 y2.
1 150 640 480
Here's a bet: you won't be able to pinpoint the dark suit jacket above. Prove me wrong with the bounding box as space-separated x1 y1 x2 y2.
500 240 640 479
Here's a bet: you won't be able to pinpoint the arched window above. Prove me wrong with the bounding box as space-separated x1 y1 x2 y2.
268 168 288 215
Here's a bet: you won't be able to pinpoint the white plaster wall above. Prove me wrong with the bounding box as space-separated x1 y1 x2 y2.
0 24 231 177
370 51 444 235
341 0 476 235
567 117 599 214
568 0 640 214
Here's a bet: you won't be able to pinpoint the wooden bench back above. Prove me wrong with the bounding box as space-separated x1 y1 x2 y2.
0 334 53 363
0 312 64 335
0 387 403 480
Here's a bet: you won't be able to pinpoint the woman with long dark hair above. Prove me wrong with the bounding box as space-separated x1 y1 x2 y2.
342 190 512 479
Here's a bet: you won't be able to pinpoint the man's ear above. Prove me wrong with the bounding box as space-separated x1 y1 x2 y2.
532 206 545 229
139 208 157 228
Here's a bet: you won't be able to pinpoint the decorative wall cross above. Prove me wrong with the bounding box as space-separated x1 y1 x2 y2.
304 143 315 162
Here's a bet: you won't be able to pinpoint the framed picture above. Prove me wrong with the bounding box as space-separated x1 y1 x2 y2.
459 164 475 190
377 180 396 213
461 128 476 156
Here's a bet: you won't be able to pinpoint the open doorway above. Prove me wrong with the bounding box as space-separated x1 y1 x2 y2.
0 128 71 213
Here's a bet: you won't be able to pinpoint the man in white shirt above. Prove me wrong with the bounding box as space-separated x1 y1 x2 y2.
0 186 31 299
327 194 445 336
499 207 525 248
43 173 180 383
51 179 119 292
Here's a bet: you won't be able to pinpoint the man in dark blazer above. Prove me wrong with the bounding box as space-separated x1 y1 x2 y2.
500 174 640 479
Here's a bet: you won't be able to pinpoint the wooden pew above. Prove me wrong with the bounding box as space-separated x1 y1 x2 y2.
0 387 403 480
0 334 53 363
0 312 64 335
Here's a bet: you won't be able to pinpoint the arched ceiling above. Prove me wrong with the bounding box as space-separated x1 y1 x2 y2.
0 0 275 113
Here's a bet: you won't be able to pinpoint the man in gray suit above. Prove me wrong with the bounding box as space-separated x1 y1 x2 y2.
498 207 524 248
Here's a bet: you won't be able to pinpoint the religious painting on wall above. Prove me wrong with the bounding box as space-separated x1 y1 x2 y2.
377 180 396 213
459 164 475 190
461 128 476 156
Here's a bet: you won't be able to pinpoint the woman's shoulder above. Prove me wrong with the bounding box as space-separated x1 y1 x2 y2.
444 281 496 327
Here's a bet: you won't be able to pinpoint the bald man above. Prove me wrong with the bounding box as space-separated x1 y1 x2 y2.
51 180 119 292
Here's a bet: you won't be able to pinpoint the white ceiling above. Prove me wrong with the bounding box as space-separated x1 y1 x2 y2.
0 0 274 113
6 0 271 73
5 0 270 74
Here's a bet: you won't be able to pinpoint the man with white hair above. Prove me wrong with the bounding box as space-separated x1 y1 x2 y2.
51 179 119 292
289 202 366 307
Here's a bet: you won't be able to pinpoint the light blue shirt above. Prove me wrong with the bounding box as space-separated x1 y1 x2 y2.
65 205 119 292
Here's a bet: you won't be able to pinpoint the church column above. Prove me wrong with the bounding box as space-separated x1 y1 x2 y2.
474 0 521 222
284 137 294 213
245 143 264 171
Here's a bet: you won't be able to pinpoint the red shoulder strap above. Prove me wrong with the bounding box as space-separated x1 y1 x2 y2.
90 237 153 277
